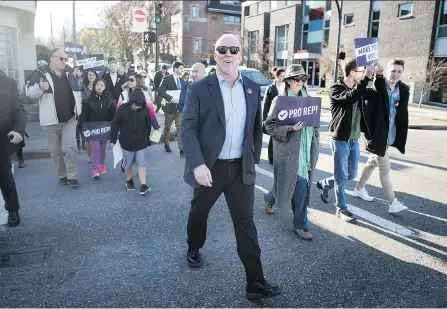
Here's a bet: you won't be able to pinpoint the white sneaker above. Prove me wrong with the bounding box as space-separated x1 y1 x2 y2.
389 199 408 214
353 187 374 202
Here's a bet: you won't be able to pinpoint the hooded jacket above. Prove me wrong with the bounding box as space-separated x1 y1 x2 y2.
110 88 152 152
81 90 116 124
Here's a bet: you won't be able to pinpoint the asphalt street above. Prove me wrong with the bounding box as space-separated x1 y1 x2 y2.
0 112 446 307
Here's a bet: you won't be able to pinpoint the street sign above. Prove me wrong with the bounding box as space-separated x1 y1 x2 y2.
144 31 156 44
133 8 146 33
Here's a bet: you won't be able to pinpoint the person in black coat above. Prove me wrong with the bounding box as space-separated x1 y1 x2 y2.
0 72 26 226
110 88 152 195
354 58 409 214
262 68 285 165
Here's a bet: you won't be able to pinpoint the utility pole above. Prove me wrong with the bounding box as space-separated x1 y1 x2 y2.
333 0 343 83
155 22 159 71
50 12 55 48
72 1 76 44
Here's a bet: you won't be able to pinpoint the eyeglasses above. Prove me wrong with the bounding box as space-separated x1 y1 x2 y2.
141 75 147 78
291 76 308 83
129 78 136 82
216 46 240 55
52 56 68 62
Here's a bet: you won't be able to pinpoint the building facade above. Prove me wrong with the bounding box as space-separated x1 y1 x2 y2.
171 0 242 66
0 0 37 91
242 0 447 103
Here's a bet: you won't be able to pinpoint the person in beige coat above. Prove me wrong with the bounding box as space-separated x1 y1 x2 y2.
27 48 82 188
264 65 320 240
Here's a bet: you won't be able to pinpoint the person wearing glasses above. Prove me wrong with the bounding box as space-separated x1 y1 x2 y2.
27 48 81 188
263 65 319 241
181 34 280 300
315 59 380 223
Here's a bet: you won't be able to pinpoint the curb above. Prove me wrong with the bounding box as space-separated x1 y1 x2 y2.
21 131 178 161
409 124 447 130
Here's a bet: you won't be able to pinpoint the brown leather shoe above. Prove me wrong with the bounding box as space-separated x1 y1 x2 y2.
265 205 274 214
295 228 313 241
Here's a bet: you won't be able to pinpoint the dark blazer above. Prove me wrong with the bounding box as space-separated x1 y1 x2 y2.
262 83 280 134
181 73 263 189
158 74 184 114
363 76 409 156
102 73 126 102
178 81 191 113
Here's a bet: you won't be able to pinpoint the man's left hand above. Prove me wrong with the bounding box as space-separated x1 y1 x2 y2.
7 131 23 144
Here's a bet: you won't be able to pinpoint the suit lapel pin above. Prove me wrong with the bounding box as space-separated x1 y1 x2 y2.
395 101 399 107
247 88 252 94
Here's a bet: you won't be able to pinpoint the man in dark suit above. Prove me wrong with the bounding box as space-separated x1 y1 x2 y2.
153 65 169 112
102 60 126 102
262 68 285 165
158 61 185 155
181 34 280 300
0 72 26 226
178 62 206 113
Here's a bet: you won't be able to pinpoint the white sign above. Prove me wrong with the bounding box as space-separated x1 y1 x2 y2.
355 42 379 62
133 8 146 33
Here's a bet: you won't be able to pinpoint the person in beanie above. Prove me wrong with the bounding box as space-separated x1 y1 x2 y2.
110 88 152 195
264 65 320 240
81 78 116 179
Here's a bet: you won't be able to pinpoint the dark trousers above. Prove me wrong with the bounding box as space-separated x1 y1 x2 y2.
0 140 20 212
187 159 264 282
268 137 273 165
76 122 85 149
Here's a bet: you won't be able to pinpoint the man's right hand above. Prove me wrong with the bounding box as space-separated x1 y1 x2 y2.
364 66 375 79
39 78 49 91
194 164 213 187
171 97 179 104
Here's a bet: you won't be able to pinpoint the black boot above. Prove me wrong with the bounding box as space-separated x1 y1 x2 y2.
18 157 25 168
8 211 20 227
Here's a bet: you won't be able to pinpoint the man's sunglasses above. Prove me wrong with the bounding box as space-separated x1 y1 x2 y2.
52 55 68 62
291 76 308 82
216 46 240 55
141 75 147 78
129 78 136 82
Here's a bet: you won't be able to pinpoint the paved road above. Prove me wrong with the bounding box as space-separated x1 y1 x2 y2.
0 120 446 307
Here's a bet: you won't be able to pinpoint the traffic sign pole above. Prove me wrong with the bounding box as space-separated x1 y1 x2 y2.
155 23 159 71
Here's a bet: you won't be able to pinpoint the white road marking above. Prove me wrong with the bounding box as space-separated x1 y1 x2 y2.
255 165 417 238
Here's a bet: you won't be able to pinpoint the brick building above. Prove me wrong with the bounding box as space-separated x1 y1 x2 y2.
170 0 242 66
242 0 447 103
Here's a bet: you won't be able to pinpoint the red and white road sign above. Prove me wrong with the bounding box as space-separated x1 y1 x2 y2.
135 9 145 22
133 8 146 33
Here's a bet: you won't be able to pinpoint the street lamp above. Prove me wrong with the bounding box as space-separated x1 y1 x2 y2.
333 0 343 84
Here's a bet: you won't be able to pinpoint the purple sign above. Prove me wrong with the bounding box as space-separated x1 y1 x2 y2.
275 96 321 127
354 38 379 67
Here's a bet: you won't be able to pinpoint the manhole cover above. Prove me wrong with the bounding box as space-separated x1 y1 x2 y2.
0 249 51 268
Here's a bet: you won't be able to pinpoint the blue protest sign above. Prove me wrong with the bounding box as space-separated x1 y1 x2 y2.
275 96 321 127
82 122 112 141
64 42 84 58
76 54 105 74
354 38 379 67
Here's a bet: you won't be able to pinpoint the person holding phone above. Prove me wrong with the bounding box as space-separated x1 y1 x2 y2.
263 65 320 240
0 72 26 226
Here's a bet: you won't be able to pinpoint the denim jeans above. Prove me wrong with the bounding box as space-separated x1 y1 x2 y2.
266 178 309 229
320 139 360 210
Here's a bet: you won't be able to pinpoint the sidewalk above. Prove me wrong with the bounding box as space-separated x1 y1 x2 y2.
19 111 178 160
308 90 447 130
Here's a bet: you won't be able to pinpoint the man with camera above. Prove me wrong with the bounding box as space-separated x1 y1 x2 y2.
0 72 26 226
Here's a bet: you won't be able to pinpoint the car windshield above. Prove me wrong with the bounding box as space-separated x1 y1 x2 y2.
240 70 271 86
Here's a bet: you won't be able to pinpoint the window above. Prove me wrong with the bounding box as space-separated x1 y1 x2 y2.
323 19 330 47
438 0 447 38
248 31 258 55
369 10 380 37
193 39 201 53
326 0 331 11
398 3 413 17
304 0 329 15
192 6 198 18
223 15 241 23
275 59 287 68
344 13 354 25
250 2 259 15
270 0 277 10
0 26 20 84
275 25 289 53
302 23 309 50
244 6 250 17
285 0 289 6
220 1 240 5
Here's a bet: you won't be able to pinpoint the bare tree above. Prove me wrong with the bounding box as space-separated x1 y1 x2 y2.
412 53 447 108
317 40 355 83
240 30 274 75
